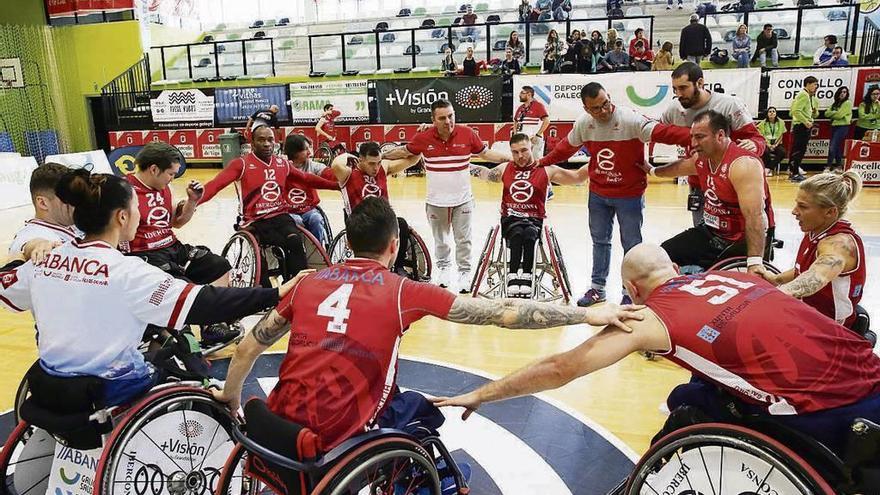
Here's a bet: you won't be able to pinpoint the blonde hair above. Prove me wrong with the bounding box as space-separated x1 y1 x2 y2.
799 170 863 217
737 23 748 35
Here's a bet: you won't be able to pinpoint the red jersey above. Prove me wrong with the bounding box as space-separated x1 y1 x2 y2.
695 143 775 241
406 125 487 207
514 100 549 136
269 258 456 451
341 164 389 215
122 174 177 253
795 220 866 327
500 162 548 219
285 166 339 215
200 153 290 227
647 271 880 415
319 110 342 146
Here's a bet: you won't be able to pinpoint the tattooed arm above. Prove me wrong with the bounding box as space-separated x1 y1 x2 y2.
445 296 644 331
469 162 507 182
778 233 857 299
212 310 290 412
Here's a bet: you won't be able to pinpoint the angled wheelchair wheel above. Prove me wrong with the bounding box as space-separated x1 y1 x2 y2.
544 226 572 304
213 443 273 495
222 230 262 288
314 143 338 167
707 256 781 275
328 230 352 265
94 387 238 495
296 225 331 270
470 225 502 298
625 423 835 495
314 206 334 252
312 437 441 495
404 228 432 282
0 421 57 495
12 375 28 426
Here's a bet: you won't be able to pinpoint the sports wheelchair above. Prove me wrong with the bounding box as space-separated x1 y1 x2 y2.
313 142 346 168
1 360 237 495
709 256 877 346
470 223 572 304
214 399 468 495
222 209 333 289
612 414 880 494
328 224 432 282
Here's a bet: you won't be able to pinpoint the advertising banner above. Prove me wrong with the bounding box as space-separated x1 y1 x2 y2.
767 68 854 110
46 0 133 17
150 89 215 129
214 86 290 126
290 80 369 124
514 69 761 121
0 155 37 210
845 139 880 186
45 150 114 175
374 76 504 124
853 67 880 102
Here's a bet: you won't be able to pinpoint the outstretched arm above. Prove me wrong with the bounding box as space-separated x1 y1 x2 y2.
381 145 417 160
651 155 697 178
385 154 424 175
469 162 507 182
200 159 243 204
538 139 581 167
477 146 512 164
445 296 644 331
778 234 857 299
546 164 589 185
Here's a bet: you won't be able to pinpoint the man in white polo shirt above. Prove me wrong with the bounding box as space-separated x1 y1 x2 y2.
384 99 511 292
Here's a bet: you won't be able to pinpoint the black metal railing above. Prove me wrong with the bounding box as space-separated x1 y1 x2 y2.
861 15 880 65
149 37 277 82
699 3 861 58
101 57 152 130
308 15 655 74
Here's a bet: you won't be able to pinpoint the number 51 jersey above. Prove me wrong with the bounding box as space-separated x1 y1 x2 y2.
269 258 455 451
646 270 880 415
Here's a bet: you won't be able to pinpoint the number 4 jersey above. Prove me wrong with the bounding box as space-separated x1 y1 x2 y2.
269 258 456 451
646 271 880 415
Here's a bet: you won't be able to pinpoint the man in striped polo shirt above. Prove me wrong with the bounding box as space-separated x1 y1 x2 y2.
384 99 511 292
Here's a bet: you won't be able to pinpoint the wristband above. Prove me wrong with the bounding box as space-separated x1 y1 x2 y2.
746 256 763 267
648 166 657 177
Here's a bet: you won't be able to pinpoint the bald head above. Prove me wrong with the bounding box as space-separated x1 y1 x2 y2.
622 244 679 304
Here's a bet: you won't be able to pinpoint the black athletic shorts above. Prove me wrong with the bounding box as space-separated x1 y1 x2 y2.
133 241 230 284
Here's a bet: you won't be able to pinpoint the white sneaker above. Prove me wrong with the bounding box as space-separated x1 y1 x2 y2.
458 271 472 294
506 272 519 297
433 267 451 288
518 272 533 298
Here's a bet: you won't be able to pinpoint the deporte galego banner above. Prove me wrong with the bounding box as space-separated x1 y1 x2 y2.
374 77 503 124
214 86 290 126
514 69 761 121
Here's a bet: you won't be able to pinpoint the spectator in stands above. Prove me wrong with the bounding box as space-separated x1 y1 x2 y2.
814 35 846 65
818 46 849 67
575 33 595 73
606 28 619 50
651 41 674 70
462 6 478 40
543 29 566 73
667 0 683 10
552 0 572 20
519 0 536 22
461 46 482 76
607 0 623 18
731 24 751 68
753 24 778 68
501 47 522 76
605 39 629 70
790 75 819 183
679 14 712 64
441 47 457 76
631 40 654 71
824 87 852 172
589 30 609 72
757 106 787 176
855 85 880 141
507 31 525 62
628 28 647 58
535 0 552 19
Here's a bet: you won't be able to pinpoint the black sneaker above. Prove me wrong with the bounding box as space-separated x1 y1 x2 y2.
201 322 241 346
789 174 806 183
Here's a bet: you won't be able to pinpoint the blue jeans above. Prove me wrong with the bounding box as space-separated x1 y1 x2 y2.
828 124 850 167
588 191 644 292
290 208 325 246
734 51 750 68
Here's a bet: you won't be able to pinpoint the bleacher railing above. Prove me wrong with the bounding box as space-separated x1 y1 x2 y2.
698 3 861 59
149 37 277 83
861 15 880 66
101 57 152 131
308 15 655 75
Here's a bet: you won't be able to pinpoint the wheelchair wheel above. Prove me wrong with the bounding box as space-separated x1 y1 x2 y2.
314 143 338 167
404 228 432 282
314 205 334 252
544 226 572 304
470 225 501 298
94 387 238 495
328 230 352 265
0 422 56 495
625 423 835 495
222 230 262 288
296 225 331 270
213 443 272 494
313 437 441 495
707 256 781 274
12 375 28 426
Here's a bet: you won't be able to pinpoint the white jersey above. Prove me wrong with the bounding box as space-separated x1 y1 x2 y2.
9 219 81 255
0 239 202 380
661 91 753 129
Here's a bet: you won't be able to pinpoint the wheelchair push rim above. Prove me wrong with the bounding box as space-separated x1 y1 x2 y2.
625 422 835 495
707 256 782 275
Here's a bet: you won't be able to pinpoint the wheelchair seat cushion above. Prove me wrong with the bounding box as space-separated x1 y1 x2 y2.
244 399 319 495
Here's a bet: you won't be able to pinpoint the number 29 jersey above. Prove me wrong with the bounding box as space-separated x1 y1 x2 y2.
269 258 455 451
646 271 880 415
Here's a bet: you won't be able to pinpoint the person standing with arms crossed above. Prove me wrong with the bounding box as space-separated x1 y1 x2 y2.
383 99 512 292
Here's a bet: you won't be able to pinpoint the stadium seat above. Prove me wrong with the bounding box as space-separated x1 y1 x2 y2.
422 19 436 27
804 10 825 24
250 20 264 29
443 5 457 13
381 33 396 43
254 31 266 39
398 8 412 16
711 30 723 43
453 16 462 25
375 21 389 31
588 8 605 17
203 34 214 42
414 7 427 16
404 44 421 55
487 14 501 23
278 17 290 26
319 48 338 60
625 6 643 16
354 47 372 58
493 39 507 51
475 3 489 12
